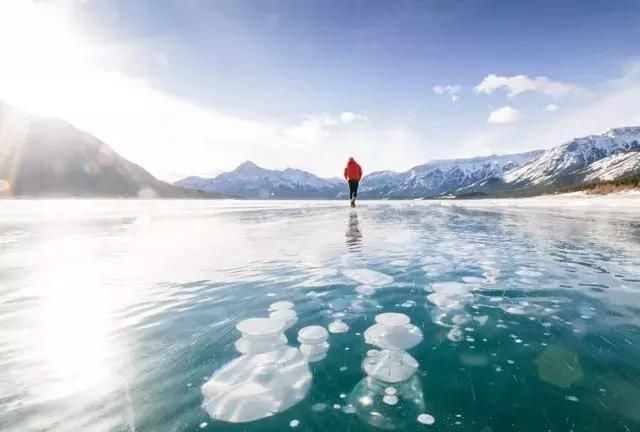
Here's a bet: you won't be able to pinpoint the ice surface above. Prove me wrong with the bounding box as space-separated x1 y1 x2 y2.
343 269 394 286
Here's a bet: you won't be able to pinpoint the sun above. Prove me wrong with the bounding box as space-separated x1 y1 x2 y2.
0 0 90 118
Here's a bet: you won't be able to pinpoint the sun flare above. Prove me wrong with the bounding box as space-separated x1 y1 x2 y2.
0 0 90 118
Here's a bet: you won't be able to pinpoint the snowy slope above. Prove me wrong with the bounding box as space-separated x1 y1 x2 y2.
584 151 640 182
175 161 344 198
361 151 543 198
504 127 640 186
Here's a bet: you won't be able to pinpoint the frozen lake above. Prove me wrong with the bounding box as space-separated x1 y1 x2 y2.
1 200 640 432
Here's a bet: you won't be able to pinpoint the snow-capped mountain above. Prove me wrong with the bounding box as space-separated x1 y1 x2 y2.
176 127 640 199
175 161 345 199
503 127 640 187
360 151 544 198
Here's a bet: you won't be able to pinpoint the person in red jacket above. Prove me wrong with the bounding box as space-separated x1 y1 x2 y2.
343 157 363 207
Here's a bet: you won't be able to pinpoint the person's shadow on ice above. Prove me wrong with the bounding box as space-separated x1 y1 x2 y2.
345 210 362 252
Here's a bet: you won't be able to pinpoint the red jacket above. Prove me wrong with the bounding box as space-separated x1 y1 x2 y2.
344 158 363 181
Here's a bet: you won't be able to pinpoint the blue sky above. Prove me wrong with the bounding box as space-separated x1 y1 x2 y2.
1 0 640 179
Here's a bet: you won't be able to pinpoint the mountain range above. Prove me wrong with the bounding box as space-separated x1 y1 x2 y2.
176 127 640 199
1 100 638 199
0 102 229 198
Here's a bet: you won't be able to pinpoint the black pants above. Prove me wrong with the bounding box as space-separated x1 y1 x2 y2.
348 180 359 199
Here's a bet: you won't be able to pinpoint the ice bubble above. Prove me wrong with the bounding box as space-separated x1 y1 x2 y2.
362 350 419 383
364 322 422 350
447 327 464 342
431 281 470 294
401 300 416 308
306 352 328 362
298 326 329 344
333 404 341 409
534 346 583 388
383 395 399 405
236 318 286 341
507 360 515 364
489 296 503 302
514 339 523 344
342 404 356 414
452 314 472 325
343 269 394 287
505 306 526 315
328 319 350 334
375 312 410 327
311 402 327 412
268 301 295 311
267 292 276 297
199 422 207 428
339 366 348 372
235 334 287 355
289 419 300 428
201 347 312 423
384 387 397 395
417 413 435 425
340 393 347 398
299 342 330 357
566 395 579 402
462 276 485 284
356 285 376 296
269 309 298 329
474 315 489 326
495 366 502 372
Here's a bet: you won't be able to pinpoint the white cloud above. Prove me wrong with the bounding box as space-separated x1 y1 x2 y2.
544 104 559 112
487 106 521 124
473 74 584 98
453 63 640 157
340 111 368 123
433 84 461 102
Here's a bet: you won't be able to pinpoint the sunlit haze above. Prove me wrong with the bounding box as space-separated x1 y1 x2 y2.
1 0 640 181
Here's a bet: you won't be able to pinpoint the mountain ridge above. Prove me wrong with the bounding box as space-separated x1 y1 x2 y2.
0 101 232 198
